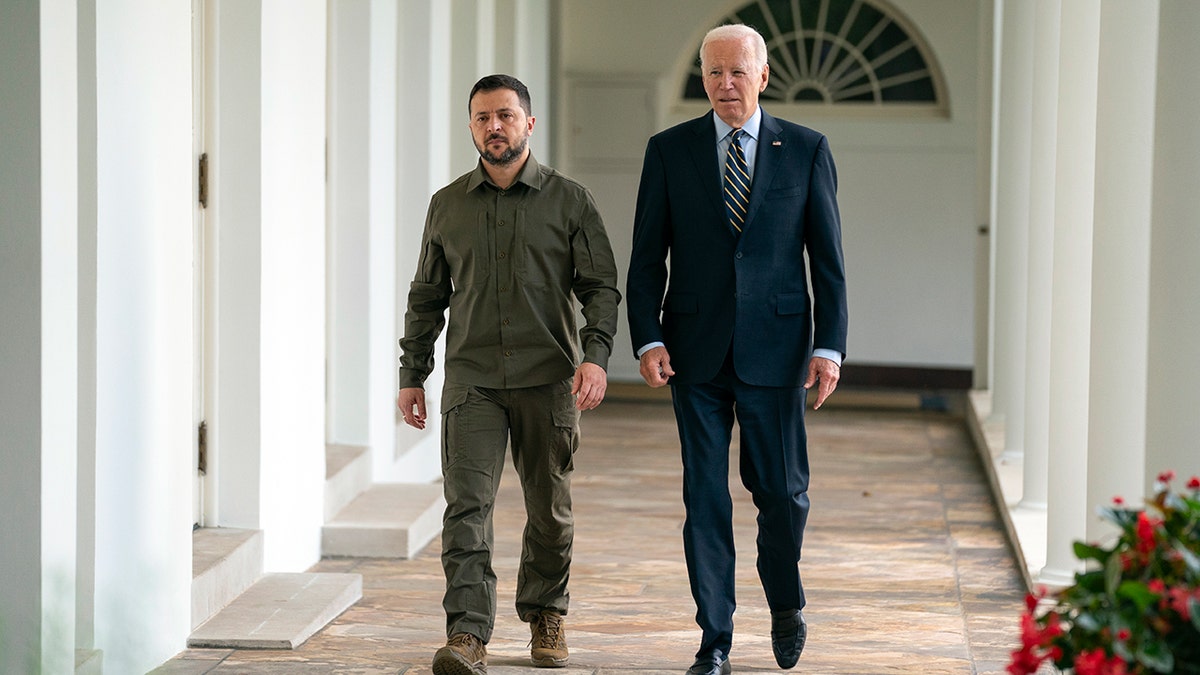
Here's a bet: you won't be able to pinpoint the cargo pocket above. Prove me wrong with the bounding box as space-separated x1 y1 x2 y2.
440 383 471 471
551 387 580 476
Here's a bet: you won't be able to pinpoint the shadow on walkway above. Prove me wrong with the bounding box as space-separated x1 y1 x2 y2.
160 395 1025 674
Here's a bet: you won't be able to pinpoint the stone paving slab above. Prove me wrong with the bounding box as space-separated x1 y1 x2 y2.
188 573 363 649
323 483 446 558
158 399 1026 674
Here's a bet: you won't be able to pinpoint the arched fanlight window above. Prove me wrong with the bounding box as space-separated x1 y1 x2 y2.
682 0 948 116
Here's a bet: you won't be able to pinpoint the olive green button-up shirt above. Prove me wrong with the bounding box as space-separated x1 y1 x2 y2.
398 154 621 390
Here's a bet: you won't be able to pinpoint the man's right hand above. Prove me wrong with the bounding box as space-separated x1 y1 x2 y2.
397 387 427 429
638 346 675 388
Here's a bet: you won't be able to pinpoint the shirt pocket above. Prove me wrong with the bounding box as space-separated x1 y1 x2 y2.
442 212 490 284
514 208 571 288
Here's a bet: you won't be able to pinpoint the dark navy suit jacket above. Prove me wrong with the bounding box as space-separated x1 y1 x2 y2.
626 109 848 387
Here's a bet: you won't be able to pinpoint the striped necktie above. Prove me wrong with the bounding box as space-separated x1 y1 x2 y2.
723 129 750 233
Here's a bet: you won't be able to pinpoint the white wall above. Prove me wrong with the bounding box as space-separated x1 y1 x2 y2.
1146 0 1200 484
558 0 984 380
91 1 194 672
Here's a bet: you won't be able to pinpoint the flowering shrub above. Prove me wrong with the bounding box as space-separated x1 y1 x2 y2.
1009 471 1200 675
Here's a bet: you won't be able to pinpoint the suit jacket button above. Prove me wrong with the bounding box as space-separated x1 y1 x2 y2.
735 252 743 259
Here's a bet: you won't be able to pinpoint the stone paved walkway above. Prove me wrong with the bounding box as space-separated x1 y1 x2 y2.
156 396 1026 674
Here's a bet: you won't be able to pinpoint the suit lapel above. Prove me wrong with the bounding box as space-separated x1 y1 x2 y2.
743 110 783 232
686 114 726 221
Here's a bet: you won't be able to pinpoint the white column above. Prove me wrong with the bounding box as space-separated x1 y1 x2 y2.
1040 0 1100 587
518 0 553 159
209 0 328 570
90 1 195 671
1018 0 1061 511
258 0 328 570
38 3 80 672
1084 0 1159 539
493 0 517 75
391 0 453 483
327 0 372 447
0 2 78 672
75 0 100 654
367 0 400 478
974 0 995 389
989 0 1032 458
1146 2 1200 484
211 0 266 532
492 0 552 158
327 0 404 479
450 0 496 169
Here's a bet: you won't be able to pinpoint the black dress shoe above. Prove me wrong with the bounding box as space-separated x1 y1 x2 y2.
770 610 807 669
685 651 731 675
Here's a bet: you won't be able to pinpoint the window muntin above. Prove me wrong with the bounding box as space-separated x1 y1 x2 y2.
682 0 947 115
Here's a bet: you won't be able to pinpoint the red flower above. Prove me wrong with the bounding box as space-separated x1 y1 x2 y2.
1074 649 1130 675
1007 646 1045 675
1047 612 1065 638
1074 649 1107 675
1116 627 1131 641
1024 593 1038 613
1018 612 1042 649
1188 476 1200 490
1112 495 1125 506
1157 469 1176 484
1135 511 1160 555
1148 578 1166 594
1166 585 1196 620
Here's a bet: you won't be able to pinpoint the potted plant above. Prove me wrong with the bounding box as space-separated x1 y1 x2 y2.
1009 471 1200 675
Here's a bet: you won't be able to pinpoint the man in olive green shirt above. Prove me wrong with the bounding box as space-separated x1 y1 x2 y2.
397 74 620 675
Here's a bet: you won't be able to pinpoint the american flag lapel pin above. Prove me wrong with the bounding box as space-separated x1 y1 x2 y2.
772 141 782 146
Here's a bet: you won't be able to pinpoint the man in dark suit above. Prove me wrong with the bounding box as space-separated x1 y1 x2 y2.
626 23 848 675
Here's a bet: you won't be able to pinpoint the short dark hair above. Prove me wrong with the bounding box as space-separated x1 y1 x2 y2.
469 74 532 117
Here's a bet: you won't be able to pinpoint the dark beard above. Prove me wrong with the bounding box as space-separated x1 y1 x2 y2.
478 135 527 167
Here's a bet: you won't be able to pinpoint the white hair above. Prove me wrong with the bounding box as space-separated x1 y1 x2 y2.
700 24 768 70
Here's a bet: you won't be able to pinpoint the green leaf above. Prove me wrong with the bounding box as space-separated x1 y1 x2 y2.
1105 551 1124 596
1136 635 1175 673
1098 505 1138 530
1173 538 1200 577
1116 580 1157 613
1072 570 1106 593
1075 540 1110 563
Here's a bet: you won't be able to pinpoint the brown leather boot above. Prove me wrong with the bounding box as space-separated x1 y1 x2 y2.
528 610 569 667
433 632 488 675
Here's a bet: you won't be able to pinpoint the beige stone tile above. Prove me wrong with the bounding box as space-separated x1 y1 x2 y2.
159 401 1026 674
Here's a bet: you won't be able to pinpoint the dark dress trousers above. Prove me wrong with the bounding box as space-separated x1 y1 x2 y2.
626 109 847 658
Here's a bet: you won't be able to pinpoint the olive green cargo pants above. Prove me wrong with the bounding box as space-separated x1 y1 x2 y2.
439 378 579 642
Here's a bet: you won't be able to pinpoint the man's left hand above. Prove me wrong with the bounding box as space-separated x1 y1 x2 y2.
572 362 608 411
803 356 841 410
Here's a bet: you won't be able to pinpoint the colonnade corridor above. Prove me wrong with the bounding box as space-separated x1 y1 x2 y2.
157 393 1025 674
